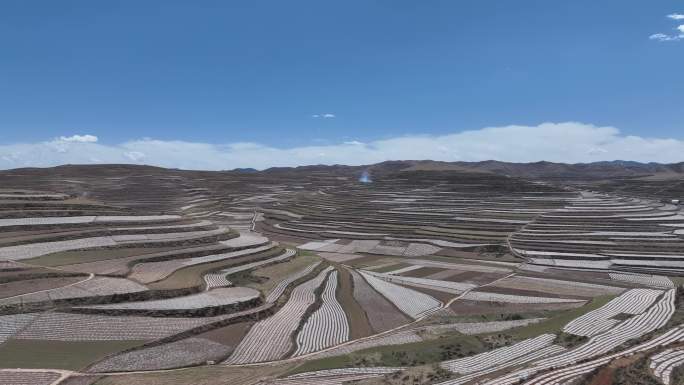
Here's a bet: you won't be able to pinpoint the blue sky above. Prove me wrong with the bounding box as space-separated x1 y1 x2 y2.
1 1 683 169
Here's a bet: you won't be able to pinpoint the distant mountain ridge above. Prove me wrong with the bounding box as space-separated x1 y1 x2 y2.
360 160 684 180
3 160 684 181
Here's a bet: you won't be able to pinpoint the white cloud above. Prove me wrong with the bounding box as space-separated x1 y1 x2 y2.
58 134 98 143
650 32 683 41
123 151 146 162
312 113 336 118
651 14 684 41
1 122 684 170
650 33 680 41
343 140 365 146
587 147 608 156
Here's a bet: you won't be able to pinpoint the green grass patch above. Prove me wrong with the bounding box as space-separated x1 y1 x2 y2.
289 333 486 375
0 339 145 370
245 252 320 293
294 249 318 257
500 295 616 340
147 247 284 290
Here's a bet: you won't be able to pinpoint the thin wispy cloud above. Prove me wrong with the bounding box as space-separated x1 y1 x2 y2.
312 113 336 119
2 123 684 170
650 33 682 42
58 134 99 143
650 13 684 41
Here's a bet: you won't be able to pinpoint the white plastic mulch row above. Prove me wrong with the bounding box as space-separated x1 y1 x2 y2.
204 248 296 289
203 272 232 289
216 248 296 279
491 275 624 297
265 261 322 303
0 314 39 345
269 367 404 384
404 258 511 273
187 244 276 266
0 227 226 261
0 277 148 306
286 367 406 379
294 271 349 356
299 238 469 256
401 243 442 257
0 371 62 385
75 287 260 311
297 239 342 251
225 266 334 364
88 337 231 372
220 233 270 248
359 270 441 319
14 312 226 341
650 348 684 385
110 228 227 242
609 272 674 289
462 291 585 304
437 344 567 385
364 270 475 294
489 289 677 384
515 320 684 385
0 192 67 199
527 257 612 270
111 220 213 231
440 333 557 374
384 237 492 249
384 265 424 275
131 244 276 284
563 288 662 337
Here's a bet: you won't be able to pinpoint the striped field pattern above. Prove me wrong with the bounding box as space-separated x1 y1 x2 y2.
609 272 674 289
562 288 662 336
359 270 441 319
224 266 334 364
266 261 322 303
294 271 349 356
650 348 684 385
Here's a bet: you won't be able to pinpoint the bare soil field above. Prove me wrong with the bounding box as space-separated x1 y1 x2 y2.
196 321 254 347
349 269 411 333
26 246 182 267
401 266 447 278
337 266 373 339
0 339 145 370
0 275 84 298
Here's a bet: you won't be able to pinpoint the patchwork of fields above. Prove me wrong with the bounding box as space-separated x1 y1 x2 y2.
1 165 683 385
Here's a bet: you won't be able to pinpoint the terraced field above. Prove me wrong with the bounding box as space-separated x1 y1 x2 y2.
1 164 683 385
